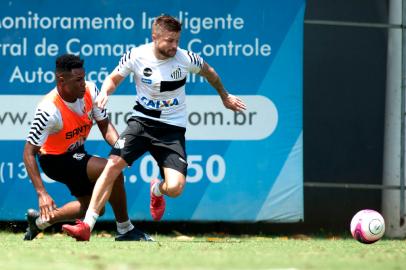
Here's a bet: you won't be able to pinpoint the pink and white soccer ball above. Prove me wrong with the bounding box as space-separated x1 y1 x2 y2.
350 209 385 244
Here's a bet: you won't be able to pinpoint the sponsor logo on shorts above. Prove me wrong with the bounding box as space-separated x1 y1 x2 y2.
178 157 187 164
73 153 85 160
114 138 126 149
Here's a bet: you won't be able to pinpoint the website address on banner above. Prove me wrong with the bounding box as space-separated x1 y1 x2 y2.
0 110 261 129
0 95 278 140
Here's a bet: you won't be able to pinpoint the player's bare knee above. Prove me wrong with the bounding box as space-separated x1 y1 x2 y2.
106 159 121 171
104 158 125 181
166 182 184 197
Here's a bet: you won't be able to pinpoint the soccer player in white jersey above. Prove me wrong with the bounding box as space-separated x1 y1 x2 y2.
62 15 246 241
23 54 152 241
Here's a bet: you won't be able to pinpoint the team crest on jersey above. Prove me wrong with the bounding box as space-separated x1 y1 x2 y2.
114 138 126 149
171 67 182 79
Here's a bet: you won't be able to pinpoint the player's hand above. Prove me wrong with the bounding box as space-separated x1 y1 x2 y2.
38 191 57 222
96 89 108 109
222 94 247 112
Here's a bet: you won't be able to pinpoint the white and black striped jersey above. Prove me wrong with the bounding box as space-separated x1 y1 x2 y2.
115 42 204 127
26 81 108 146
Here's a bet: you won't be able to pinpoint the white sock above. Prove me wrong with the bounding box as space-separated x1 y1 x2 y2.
152 181 162 196
116 219 134 234
35 217 51 230
83 210 99 231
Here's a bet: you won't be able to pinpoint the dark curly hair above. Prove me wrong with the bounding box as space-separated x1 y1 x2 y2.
55 54 84 73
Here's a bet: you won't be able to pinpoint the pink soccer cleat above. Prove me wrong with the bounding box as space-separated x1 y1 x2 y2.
150 178 166 221
62 220 91 241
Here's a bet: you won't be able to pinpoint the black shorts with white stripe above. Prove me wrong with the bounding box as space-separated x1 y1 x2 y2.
110 116 188 178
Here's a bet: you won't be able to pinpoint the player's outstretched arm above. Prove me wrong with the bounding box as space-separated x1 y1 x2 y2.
96 71 126 109
23 142 57 221
199 62 247 112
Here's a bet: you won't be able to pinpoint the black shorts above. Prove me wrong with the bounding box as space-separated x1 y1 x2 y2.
110 117 188 178
38 146 93 197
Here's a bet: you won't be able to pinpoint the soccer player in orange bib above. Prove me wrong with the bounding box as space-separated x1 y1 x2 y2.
23 54 152 241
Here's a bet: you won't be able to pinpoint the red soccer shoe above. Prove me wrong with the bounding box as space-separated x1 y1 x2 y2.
62 220 91 241
150 178 166 221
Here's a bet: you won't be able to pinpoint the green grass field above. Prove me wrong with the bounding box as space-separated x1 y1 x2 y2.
1 231 405 270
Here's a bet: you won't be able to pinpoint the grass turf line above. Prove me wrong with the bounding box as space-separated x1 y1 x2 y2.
0 232 405 270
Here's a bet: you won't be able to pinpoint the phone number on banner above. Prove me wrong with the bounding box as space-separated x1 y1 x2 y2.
0 154 226 184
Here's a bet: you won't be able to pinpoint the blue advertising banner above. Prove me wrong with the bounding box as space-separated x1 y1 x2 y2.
0 0 304 221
